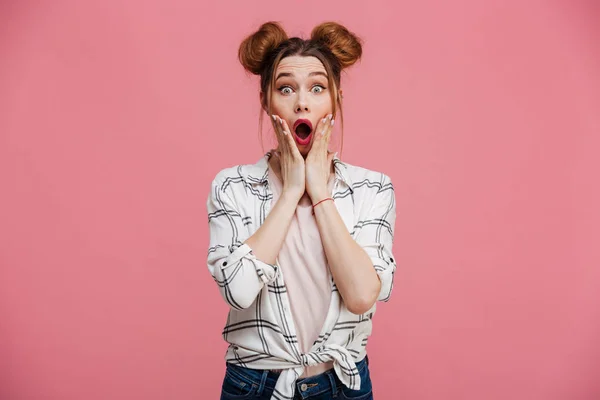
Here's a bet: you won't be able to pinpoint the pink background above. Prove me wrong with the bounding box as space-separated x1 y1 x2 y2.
1 1 599 399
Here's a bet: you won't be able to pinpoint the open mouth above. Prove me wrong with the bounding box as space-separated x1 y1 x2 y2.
292 119 313 145
295 123 311 139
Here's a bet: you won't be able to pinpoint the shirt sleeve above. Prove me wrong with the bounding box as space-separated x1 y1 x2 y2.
354 173 397 302
206 176 279 310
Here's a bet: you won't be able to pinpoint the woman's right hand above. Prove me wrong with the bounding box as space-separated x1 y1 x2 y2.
271 115 305 202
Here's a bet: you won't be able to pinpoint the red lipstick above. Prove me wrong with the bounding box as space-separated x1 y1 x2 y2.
292 119 313 146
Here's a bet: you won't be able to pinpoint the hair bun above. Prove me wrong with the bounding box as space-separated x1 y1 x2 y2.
310 22 363 69
238 21 288 75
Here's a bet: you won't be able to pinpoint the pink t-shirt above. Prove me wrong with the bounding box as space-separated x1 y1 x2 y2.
267 163 336 378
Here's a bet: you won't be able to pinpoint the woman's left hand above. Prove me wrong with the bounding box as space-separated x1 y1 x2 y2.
305 113 336 204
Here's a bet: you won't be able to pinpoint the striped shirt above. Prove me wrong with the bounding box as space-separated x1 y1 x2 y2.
206 150 397 400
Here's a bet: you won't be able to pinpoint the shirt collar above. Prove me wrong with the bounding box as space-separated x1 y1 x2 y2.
246 149 354 192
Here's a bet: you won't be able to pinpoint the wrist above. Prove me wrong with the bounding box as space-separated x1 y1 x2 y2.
310 191 330 205
280 190 303 205
311 196 334 215
312 196 333 206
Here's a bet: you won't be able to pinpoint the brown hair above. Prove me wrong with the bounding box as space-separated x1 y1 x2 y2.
238 21 363 157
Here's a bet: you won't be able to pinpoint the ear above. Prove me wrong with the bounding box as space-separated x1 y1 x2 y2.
338 89 343 100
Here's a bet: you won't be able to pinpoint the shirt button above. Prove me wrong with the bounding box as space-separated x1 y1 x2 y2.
222 261 227 266
389 257 394 263
300 383 308 391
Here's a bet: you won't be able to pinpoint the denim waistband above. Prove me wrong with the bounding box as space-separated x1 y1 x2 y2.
225 355 368 398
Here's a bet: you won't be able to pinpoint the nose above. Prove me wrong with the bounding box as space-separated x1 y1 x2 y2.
294 94 309 113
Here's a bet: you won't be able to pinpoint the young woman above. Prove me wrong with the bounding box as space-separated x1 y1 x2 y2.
207 21 397 400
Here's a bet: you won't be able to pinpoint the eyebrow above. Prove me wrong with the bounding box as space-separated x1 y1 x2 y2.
275 71 328 81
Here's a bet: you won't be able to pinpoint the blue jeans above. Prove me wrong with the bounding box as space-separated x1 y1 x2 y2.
220 356 373 400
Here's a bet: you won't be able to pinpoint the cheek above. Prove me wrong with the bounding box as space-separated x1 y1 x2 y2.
267 93 281 112
269 100 290 117
314 97 333 113
269 102 281 114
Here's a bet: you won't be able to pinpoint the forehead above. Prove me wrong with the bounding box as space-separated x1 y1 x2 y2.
275 56 326 76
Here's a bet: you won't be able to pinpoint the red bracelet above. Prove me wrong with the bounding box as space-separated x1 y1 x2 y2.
312 197 334 214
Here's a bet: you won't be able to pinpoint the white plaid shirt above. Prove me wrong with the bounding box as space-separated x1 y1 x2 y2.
206 150 397 400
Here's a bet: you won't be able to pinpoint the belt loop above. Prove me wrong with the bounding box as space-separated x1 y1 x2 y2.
256 369 268 396
327 370 338 397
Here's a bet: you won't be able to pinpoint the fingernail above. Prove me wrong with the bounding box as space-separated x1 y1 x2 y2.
328 114 333 119
330 119 335 126
322 117 327 123
272 115 276 121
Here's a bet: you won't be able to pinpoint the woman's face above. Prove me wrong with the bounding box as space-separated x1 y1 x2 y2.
264 55 338 156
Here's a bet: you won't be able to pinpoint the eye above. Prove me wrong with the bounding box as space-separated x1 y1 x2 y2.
278 86 293 95
312 85 326 93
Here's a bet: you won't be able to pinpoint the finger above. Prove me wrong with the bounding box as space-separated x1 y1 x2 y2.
311 115 327 150
280 118 302 159
278 117 291 142
276 117 291 158
279 117 291 136
272 115 291 156
324 115 334 144
317 114 333 148
271 114 284 144
319 114 330 134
